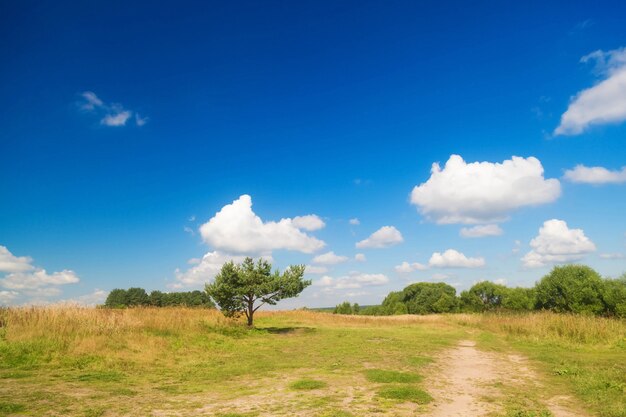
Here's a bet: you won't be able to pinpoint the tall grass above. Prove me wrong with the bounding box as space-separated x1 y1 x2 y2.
452 311 626 345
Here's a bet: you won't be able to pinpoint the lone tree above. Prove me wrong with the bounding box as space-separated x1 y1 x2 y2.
206 258 309 326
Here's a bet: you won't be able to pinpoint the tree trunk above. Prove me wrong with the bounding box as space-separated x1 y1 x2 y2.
247 299 254 326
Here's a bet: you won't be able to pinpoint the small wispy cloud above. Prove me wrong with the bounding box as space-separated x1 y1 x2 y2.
78 91 147 127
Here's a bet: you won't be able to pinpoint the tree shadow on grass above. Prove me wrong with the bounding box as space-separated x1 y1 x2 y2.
255 326 315 335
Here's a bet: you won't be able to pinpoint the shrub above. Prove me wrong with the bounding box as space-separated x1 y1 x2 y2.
535 265 605 315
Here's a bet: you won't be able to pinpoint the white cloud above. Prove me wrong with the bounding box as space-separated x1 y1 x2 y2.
80 91 104 110
305 265 329 274
78 91 146 127
428 249 485 268
349 218 360 225
199 195 325 254
356 226 403 249
0 245 34 273
564 164 626 184
312 251 348 265
460 224 504 238
599 252 625 260
0 290 18 304
0 269 79 290
522 219 596 268
101 110 132 127
292 215 326 231
315 272 389 290
172 251 248 288
60 289 108 306
135 113 148 126
410 155 560 224
555 47 626 135
354 253 366 262
394 261 428 273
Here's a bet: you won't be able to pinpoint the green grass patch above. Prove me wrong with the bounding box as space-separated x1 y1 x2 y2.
289 378 327 390
318 411 354 417
365 369 422 383
0 401 26 414
377 386 432 403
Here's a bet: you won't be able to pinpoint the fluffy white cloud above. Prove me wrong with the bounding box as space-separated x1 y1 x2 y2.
349 218 360 225
428 249 485 268
172 251 249 288
305 265 329 274
411 155 560 224
0 269 79 290
522 219 596 268
564 164 626 184
356 226 403 249
199 195 325 254
354 253 366 262
292 215 325 231
460 224 504 238
315 272 389 290
394 261 428 273
0 245 34 273
312 251 348 265
555 47 626 135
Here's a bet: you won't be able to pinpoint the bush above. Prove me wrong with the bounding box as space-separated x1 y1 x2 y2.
402 283 458 314
535 265 605 315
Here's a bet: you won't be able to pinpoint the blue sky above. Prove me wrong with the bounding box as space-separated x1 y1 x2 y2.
1 1 625 307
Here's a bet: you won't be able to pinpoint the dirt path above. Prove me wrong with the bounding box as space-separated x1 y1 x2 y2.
426 340 589 417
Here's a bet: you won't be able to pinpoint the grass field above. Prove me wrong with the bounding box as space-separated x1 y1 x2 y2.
0 308 624 417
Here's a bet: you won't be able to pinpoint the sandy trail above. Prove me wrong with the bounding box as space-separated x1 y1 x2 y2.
426 340 589 417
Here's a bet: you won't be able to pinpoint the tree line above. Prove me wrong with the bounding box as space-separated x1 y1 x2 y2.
104 287 216 308
334 265 626 317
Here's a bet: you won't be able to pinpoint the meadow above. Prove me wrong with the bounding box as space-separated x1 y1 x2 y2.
0 307 624 417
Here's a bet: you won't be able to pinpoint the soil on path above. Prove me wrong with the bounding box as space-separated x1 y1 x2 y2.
426 340 590 417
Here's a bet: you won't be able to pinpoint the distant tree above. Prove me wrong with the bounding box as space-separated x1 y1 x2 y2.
149 290 164 307
535 265 605 315
381 291 406 315
126 287 149 306
206 258 309 326
105 289 128 308
601 273 626 318
460 281 508 312
333 301 360 315
502 287 536 311
402 282 458 314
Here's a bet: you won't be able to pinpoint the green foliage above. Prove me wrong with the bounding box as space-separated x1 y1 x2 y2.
333 301 360 315
206 258 309 326
460 281 508 312
377 386 432 403
535 265 605 315
601 274 626 318
364 369 422 383
402 282 458 314
0 402 26 413
105 289 215 308
289 379 327 390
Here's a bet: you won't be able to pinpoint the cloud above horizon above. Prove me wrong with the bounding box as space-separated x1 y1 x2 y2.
410 155 560 224
0 245 80 304
199 195 326 255
564 164 626 184
555 47 626 135
522 219 596 268
356 226 403 248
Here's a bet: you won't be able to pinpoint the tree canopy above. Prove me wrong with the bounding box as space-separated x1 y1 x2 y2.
206 257 309 326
